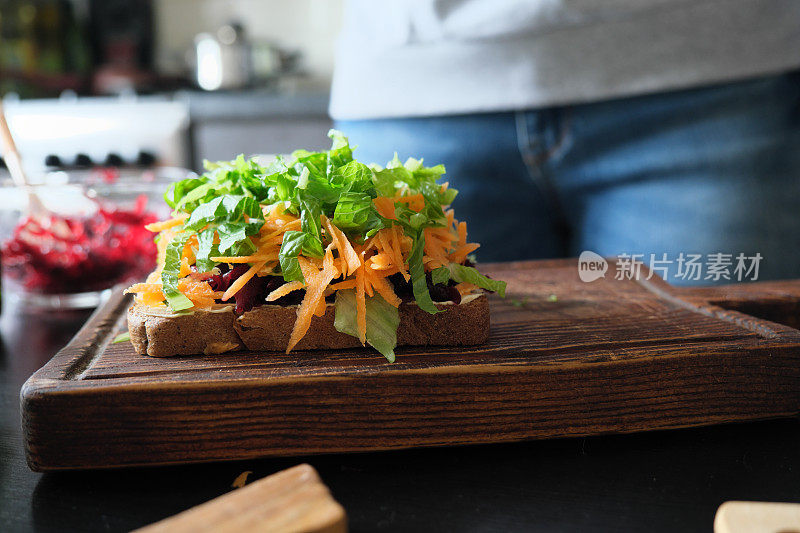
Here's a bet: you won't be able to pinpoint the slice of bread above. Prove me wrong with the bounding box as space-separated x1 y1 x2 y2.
127 294 489 357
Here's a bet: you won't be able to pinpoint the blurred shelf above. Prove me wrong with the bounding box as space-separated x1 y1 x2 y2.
173 88 330 122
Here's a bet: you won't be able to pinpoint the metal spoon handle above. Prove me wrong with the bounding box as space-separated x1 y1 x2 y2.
0 100 49 216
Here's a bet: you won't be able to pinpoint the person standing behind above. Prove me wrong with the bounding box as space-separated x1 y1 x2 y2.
330 0 800 284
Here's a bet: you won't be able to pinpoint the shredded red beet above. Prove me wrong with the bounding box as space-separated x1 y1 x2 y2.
207 264 246 293
389 272 462 304
208 264 300 313
210 266 465 315
1 195 159 294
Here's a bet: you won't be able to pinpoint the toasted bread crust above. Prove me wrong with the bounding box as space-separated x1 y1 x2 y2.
127 305 244 357
127 294 489 357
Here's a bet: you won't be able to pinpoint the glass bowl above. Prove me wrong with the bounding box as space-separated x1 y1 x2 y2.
0 167 193 310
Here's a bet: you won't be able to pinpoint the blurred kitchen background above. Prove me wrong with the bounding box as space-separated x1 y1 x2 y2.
0 0 342 174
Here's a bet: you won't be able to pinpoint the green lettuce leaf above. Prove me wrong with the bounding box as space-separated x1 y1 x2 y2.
334 290 400 362
362 210 389 239
407 231 441 315
404 157 446 183
184 195 262 232
292 150 328 182
194 229 219 272
168 180 214 212
216 221 260 255
296 166 310 189
431 266 451 285
333 191 373 230
167 155 275 213
329 160 372 190
181 195 265 269
298 198 324 258
448 263 507 297
278 230 309 283
327 129 354 169
161 231 195 311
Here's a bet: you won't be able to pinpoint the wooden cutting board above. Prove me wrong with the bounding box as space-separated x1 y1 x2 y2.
21 259 800 471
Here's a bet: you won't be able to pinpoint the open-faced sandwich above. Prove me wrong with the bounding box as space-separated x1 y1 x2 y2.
125 131 505 361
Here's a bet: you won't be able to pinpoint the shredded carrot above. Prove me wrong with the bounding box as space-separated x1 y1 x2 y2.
355 255 367 344
394 193 421 202
178 277 223 308
140 292 166 306
260 234 289 246
322 216 360 276
337 223 362 275
263 202 290 221
390 225 410 281
450 243 480 264
322 215 347 274
366 270 401 307
210 252 279 263
368 253 393 270
126 281 168 306
144 214 188 233
457 221 467 247
395 194 425 212
423 227 451 268
329 279 357 291
400 235 412 253
287 245 340 353
429 226 457 241
182 234 198 265
377 231 393 258
364 265 400 278
259 219 301 242
362 236 377 253
373 196 396 219
125 282 163 294
179 257 191 277
314 295 327 317
455 282 480 296
222 261 267 301
266 280 304 302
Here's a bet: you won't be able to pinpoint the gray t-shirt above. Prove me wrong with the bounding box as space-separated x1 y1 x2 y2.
330 0 800 119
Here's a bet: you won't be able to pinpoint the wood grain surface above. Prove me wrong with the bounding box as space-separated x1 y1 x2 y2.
21 259 800 471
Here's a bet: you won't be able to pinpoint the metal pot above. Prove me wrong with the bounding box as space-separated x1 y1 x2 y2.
193 23 252 91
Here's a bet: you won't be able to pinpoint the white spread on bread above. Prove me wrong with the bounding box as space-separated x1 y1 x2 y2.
139 304 234 319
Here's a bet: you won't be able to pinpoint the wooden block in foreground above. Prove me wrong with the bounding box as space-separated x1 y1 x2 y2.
715 501 800 533
134 464 346 533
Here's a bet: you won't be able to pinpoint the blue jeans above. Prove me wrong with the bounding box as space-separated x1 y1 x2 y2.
336 71 800 285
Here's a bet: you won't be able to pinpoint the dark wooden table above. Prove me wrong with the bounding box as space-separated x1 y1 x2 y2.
2 295 799 533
